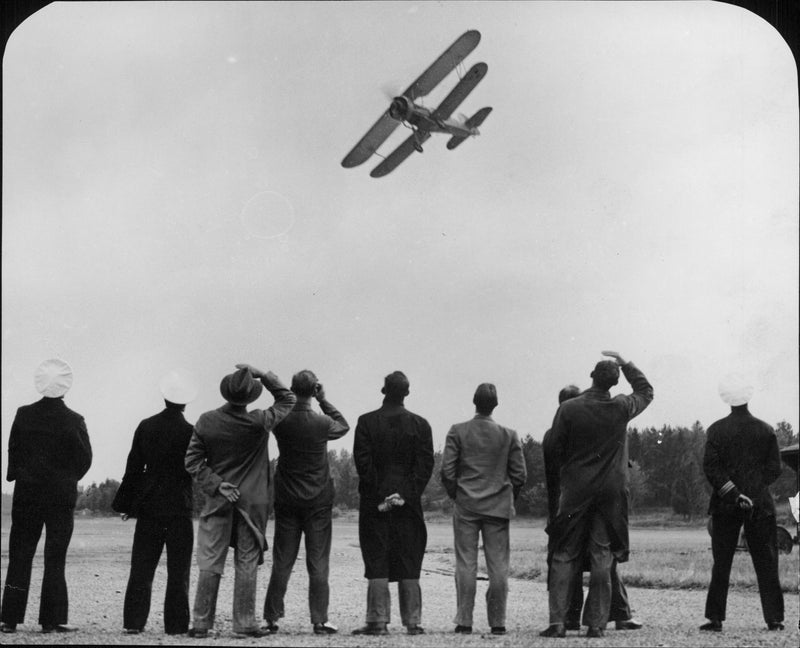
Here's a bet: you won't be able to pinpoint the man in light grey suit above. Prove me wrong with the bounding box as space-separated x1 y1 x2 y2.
440 383 527 636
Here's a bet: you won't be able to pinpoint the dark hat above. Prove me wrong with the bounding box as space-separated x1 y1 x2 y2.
591 360 620 389
381 371 410 397
473 383 498 410
220 367 263 406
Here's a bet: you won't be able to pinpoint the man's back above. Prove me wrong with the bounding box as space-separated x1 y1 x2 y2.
273 402 348 506
7 398 92 506
441 415 526 518
704 408 782 516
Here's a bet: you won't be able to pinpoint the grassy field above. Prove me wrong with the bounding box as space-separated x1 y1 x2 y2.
0 514 798 646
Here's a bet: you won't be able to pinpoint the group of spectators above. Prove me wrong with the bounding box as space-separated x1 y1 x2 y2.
0 353 787 638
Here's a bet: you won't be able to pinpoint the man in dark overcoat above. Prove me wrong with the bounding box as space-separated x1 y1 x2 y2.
540 351 652 638
184 364 295 639
700 372 784 632
543 384 642 634
1 359 92 635
116 369 199 635
352 371 434 636
262 370 349 635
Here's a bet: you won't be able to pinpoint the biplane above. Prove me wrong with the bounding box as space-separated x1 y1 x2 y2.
341 30 492 178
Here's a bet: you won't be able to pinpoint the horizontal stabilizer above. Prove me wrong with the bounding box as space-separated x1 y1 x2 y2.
446 107 492 150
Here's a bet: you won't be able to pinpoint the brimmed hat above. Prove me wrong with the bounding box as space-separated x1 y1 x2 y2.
718 372 754 406
220 367 263 406
159 368 198 405
34 358 73 397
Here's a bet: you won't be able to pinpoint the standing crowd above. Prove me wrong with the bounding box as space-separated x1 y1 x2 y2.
0 353 786 638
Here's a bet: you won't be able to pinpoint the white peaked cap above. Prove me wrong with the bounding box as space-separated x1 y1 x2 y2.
718 372 754 406
34 358 74 397
159 368 198 405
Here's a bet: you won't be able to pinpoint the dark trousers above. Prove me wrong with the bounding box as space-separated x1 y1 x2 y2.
263 502 332 625
123 516 193 633
705 512 784 625
566 559 631 626
549 514 612 627
1 503 74 627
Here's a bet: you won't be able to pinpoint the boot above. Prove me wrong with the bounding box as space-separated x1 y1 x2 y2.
190 571 220 632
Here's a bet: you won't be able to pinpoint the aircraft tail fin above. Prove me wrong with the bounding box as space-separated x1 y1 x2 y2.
446 107 492 150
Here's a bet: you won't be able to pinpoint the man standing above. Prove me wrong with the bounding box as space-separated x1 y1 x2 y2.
262 370 349 635
1 359 92 635
116 369 199 635
542 384 642 634
700 372 784 632
184 364 295 639
352 371 434 636
540 351 652 638
440 383 526 636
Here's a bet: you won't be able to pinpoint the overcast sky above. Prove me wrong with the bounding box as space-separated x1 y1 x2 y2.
2 1 798 488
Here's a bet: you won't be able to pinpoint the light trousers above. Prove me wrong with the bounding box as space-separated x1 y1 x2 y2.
452 509 510 628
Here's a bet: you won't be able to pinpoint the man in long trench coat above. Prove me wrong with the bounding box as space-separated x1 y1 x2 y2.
352 371 434 636
540 351 652 638
184 364 295 638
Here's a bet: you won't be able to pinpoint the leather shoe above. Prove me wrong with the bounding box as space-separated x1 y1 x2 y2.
0 623 17 634
454 625 472 634
41 624 78 633
539 624 566 638
261 622 279 633
767 622 784 631
699 620 722 632
352 623 388 636
234 628 272 638
615 618 642 630
406 625 425 635
187 628 209 638
586 626 604 637
124 628 142 634
491 626 506 635
313 622 338 635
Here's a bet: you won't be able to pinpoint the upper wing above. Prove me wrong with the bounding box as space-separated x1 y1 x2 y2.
432 62 488 122
370 131 432 178
402 30 481 100
341 112 400 168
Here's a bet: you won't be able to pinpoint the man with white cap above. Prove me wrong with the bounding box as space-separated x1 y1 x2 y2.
1 359 92 634
700 373 784 632
115 369 199 636
184 363 295 639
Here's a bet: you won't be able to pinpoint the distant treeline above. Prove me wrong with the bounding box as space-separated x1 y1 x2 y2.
64 421 798 520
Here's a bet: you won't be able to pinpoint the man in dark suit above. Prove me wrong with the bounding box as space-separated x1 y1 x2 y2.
117 369 199 635
700 373 784 632
440 383 527 636
352 371 434 636
262 370 349 635
540 351 652 639
1 359 92 635
543 384 642 634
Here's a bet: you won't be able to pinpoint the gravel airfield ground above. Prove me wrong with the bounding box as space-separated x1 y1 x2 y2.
1 518 797 647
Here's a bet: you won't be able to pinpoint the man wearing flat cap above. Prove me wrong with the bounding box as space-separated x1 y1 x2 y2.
440 383 526 636
541 351 652 639
184 364 295 639
700 373 784 632
1 359 92 635
116 369 199 636
352 371 434 636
